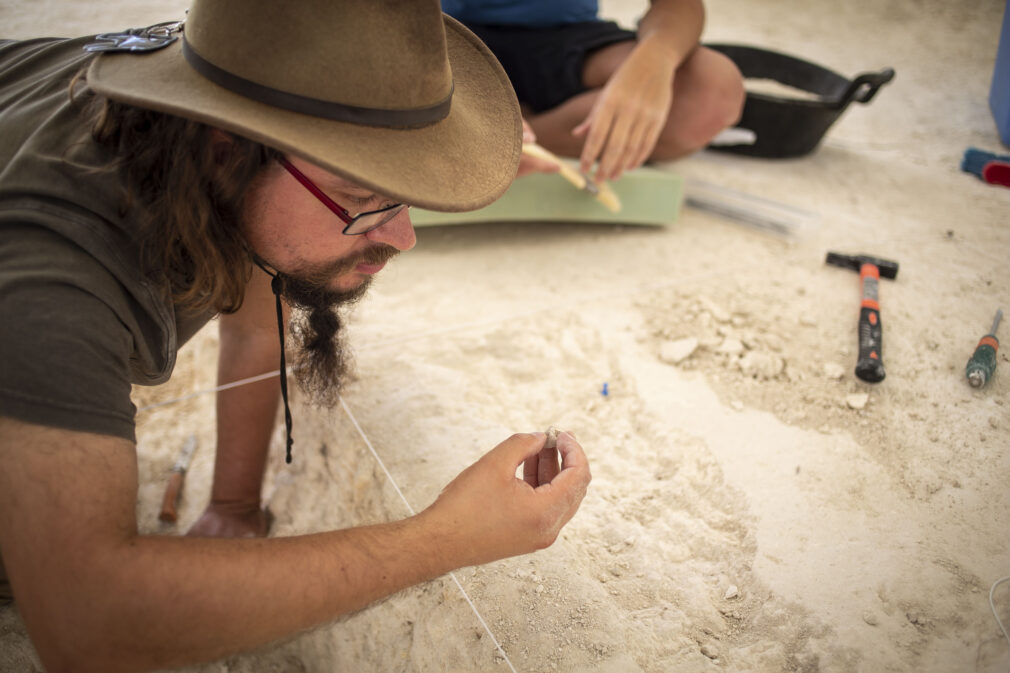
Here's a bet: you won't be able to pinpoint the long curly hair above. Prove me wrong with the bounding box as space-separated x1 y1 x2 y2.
71 70 282 315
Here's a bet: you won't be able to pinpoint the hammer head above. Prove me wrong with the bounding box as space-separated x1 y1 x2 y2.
825 252 899 279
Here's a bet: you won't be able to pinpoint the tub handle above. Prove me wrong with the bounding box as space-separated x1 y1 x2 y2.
840 68 896 107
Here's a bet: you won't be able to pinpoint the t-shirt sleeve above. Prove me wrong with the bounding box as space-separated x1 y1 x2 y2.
0 224 137 441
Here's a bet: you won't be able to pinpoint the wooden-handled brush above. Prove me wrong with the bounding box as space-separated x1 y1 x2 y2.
521 143 621 213
159 434 198 523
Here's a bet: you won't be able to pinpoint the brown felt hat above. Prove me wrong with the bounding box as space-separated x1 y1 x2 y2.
87 0 521 212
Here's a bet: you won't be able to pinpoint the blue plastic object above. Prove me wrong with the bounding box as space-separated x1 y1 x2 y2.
991 0 1010 146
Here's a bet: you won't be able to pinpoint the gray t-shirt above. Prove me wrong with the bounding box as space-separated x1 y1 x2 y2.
0 37 217 603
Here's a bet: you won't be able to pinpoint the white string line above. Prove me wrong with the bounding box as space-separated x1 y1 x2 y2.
991 576 1010 647
338 397 520 673
136 267 731 413
137 369 282 412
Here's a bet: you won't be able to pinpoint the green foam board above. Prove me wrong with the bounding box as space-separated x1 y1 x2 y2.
410 165 683 227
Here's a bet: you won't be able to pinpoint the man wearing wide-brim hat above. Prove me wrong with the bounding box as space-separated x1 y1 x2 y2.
0 1 591 670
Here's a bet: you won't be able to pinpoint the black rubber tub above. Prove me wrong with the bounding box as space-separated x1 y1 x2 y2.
707 44 895 158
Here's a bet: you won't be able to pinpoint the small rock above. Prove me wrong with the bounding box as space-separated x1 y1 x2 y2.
699 296 731 323
739 351 784 379
724 585 739 600
717 337 745 355
731 315 746 327
731 401 744 412
799 315 817 327
740 334 759 350
700 642 720 659
659 337 699 365
862 611 879 626
823 362 846 380
544 426 559 449
846 393 869 410
763 334 784 352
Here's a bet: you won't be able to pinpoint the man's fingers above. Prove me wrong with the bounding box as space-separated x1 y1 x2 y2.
537 447 560 485
579 107 614 174
535 453 590 522
556 431 589 474
494 432 588 503
494 432 549 471
597 122 631 181
521 117 537 144
523 450 540 487
625 120 654 172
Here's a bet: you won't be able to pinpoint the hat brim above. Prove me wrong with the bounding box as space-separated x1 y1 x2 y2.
87 16 521 212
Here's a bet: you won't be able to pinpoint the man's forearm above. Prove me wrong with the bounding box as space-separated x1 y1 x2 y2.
53 514 450 673
2 422 590 673
638 0 705 66
0 421 454 673
210 290 286 506
211 341 280 505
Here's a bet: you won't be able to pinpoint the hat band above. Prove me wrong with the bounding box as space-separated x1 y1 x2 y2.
181 38 453 128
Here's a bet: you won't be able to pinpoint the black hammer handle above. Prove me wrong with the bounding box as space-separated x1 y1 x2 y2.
855 263 886 382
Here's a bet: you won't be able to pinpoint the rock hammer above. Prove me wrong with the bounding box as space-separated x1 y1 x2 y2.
825 252 899 382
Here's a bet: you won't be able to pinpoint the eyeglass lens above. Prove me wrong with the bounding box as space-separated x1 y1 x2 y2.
345 204 409 235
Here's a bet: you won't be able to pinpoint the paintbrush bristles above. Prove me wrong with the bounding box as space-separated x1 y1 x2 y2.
522 142 622 213
595 181 621 213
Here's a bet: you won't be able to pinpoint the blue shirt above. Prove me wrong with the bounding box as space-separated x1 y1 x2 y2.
442 0 600 28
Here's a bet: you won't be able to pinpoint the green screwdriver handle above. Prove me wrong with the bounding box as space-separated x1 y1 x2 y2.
966 309 1002 388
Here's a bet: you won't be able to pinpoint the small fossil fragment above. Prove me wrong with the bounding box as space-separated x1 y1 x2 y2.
544 426 559 449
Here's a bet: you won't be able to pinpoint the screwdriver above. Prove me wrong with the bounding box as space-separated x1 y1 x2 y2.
966 309 1002 388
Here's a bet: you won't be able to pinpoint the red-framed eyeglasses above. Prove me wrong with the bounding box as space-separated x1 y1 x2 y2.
279 157 409 236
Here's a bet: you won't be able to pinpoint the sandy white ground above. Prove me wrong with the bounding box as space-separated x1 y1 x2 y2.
1 0 1008 671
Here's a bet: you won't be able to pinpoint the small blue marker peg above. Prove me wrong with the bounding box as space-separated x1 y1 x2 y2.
600 382 609 397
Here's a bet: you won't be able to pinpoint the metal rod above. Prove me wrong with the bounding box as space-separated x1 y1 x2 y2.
990 309 1003 336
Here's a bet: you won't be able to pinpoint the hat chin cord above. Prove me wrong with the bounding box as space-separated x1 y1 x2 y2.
252 257 295 464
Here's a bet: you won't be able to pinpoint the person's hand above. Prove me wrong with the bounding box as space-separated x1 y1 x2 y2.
187 501 271 538
522 436 562 487
420 431 590 568
516 118 562 178
574 40 678 182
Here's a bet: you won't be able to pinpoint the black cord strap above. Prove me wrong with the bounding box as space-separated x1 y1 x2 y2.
253 259 295 464
270 275 295 463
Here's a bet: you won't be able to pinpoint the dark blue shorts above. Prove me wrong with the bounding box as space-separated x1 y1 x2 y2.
463 20 637 113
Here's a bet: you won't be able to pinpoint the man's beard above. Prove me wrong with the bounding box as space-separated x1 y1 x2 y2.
274 244 399 406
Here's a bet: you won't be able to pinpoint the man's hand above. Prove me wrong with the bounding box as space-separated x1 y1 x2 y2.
421 431 590 568
516 118 562 178
522 434 563 487
187 502 270 538
573 0 705 181
574 38 678 182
